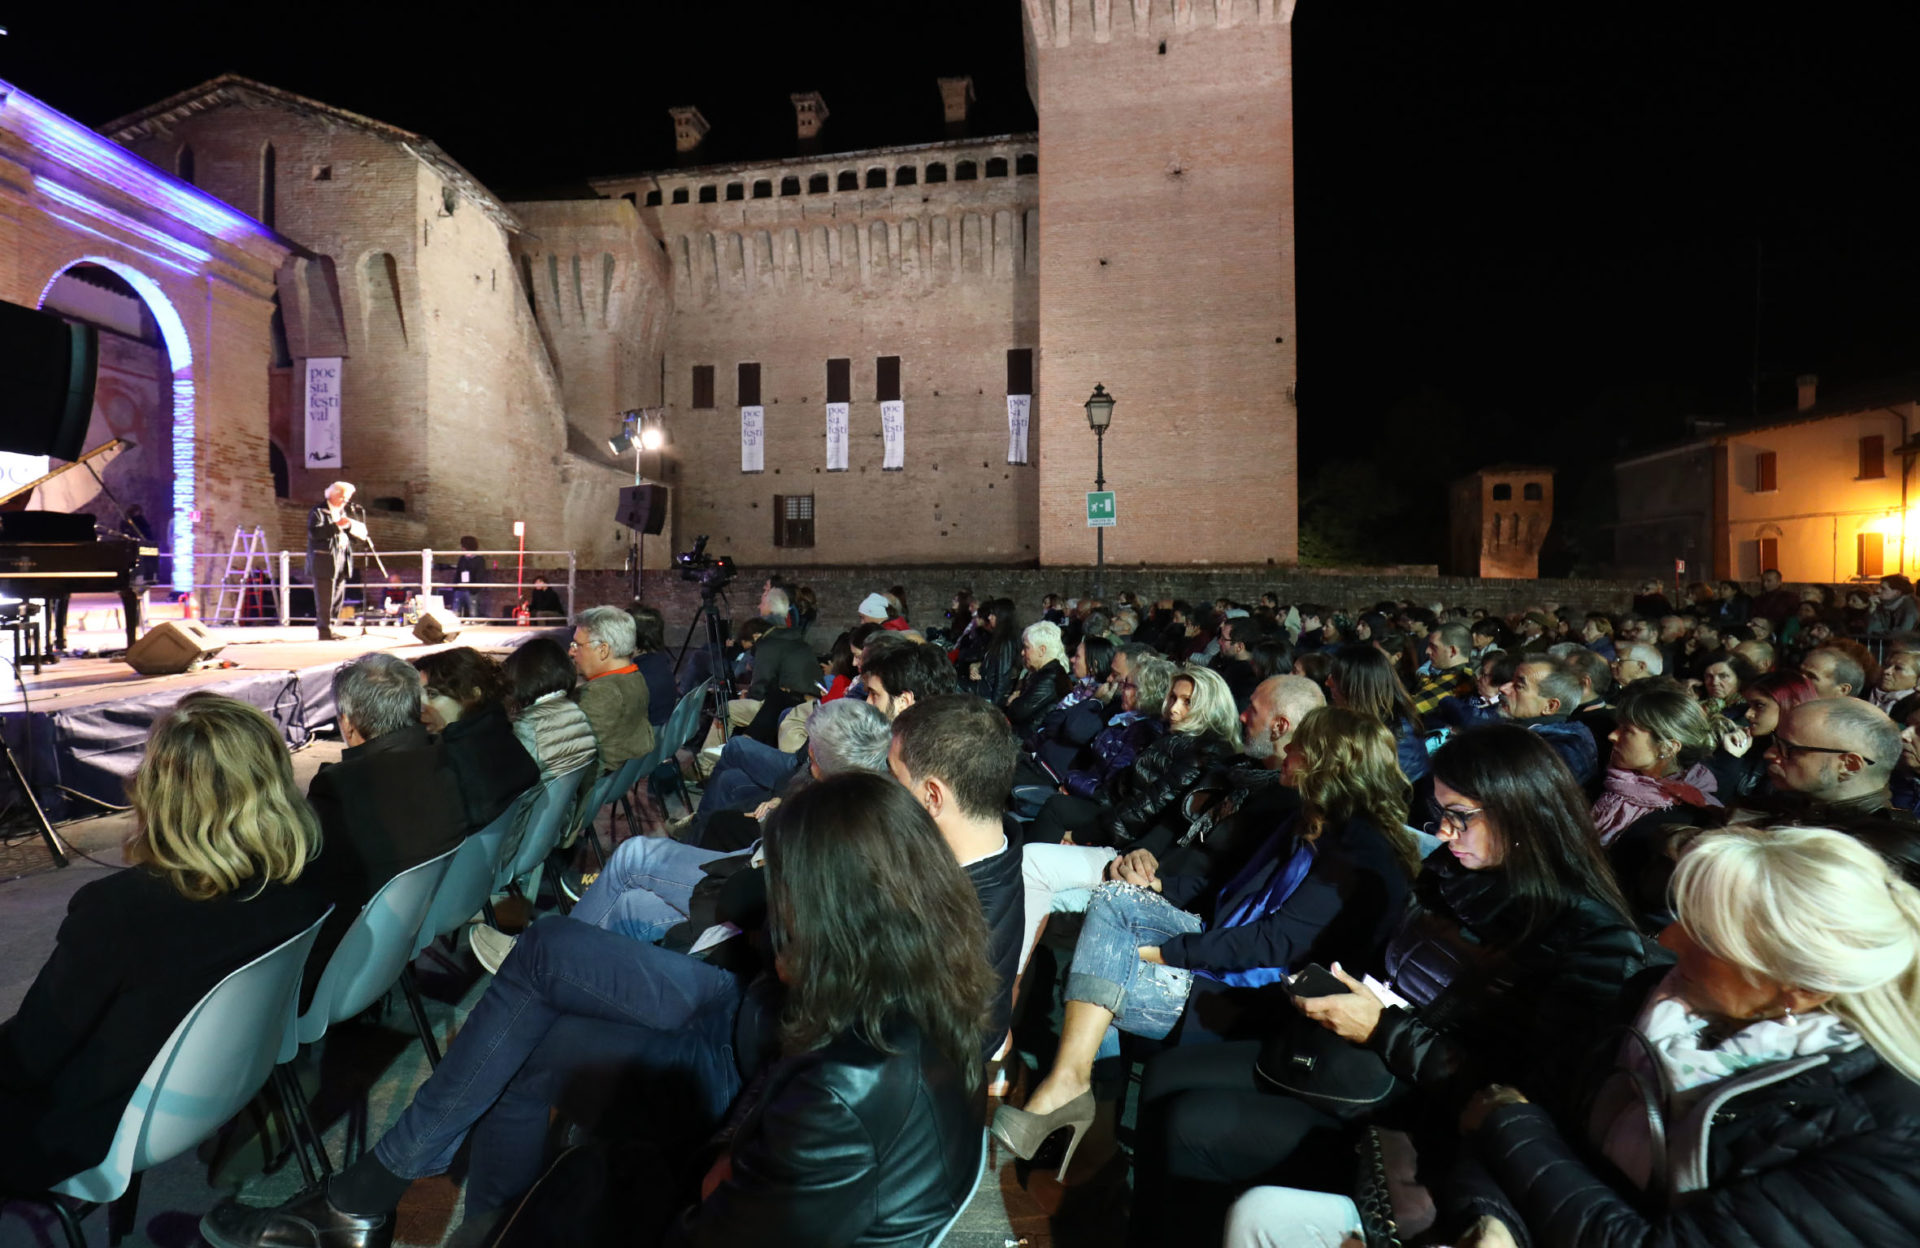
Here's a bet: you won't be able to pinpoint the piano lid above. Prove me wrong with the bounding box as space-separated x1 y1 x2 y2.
0 438 127 512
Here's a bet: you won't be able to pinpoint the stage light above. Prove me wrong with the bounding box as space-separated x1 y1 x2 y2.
640 425 664 451
608 429 635 454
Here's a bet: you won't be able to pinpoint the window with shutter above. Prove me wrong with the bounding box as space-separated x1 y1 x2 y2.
1861 435 1887 480
1860 533 1886 578
774 494 815 548
876 356 901 402
691 365 715 409
1756 451 1777 492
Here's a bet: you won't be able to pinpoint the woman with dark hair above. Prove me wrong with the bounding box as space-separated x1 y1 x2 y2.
1137 724 1652 1244
1290 650 1334 702
1025 633 1118 775
1713 669 1819 799
996 708 1421 1175
1890 691 1920 815
203 771 997 1248
971 597 1024 704
415 646 540 833
626 601 678 726
502 636 596 781
818 632 857 703
1329 643 1429 781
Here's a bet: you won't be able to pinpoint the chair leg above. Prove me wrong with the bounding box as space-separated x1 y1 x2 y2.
400 966 443 1068
106 1171 140 1246
273 1065 328 1183
482 897 500 929
47 1196 90 1248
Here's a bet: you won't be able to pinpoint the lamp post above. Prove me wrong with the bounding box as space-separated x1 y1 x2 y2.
1084 383 1115 597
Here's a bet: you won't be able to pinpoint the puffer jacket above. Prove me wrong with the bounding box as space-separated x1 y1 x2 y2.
1003 660 1073 735
1031 686 1112 777
1099 729 1242 849
1461 970 1920 1248
1366 848 1655 1115
512 691 597 781
1065 712 1164 799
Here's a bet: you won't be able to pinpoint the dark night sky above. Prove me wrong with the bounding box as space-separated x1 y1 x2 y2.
10 3 1920 556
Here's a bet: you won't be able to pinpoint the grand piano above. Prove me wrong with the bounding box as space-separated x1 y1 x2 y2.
0 441 152 653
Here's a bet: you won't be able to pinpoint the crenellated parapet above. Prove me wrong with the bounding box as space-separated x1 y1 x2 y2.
1023 0 1295 47
592 134 1038 303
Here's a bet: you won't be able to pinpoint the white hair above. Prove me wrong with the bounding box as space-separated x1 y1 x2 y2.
326 481 356 499
763 587 791 621
574 605 636 656
1620 641 1664 676
1021 620 1066 668
1675 825 1920 1084
806 697 893 776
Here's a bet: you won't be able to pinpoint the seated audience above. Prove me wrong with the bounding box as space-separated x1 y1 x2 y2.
993 707 1421 1177
1591 677 1721 846
1211 615 1270 710
737 585 818 743
1874 646 1920 713
414 646 541 833
1697 651 1756 719
624 602 679 726
501 636 597 781
1895 692 1920 814
1451 824 1920 1248
1804 641 1875 701
1610 640 1665 688
202 773 997 1248
1497 656 1600 786
1559 646 1618 751
570 606 654 774
1869 572 1920 635
1132 724 1651 1244
0 695 329 1192
969 598 1024 704
303 653 466 995
1329 643 1429 781
1408 622 1475 718
1024 635 1123 782
1714 669 1818 799
1003 620 1073 736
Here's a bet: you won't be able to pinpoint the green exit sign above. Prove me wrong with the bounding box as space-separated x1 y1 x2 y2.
1086 491 1116 527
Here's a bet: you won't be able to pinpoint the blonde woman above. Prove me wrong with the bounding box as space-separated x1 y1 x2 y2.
0 694 329 1191
994 708 1420 1173
1452 824 1920 1248
1004 619 1073 735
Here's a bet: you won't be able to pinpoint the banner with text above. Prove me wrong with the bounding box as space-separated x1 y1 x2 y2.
304 357 343 469
1007 394 1031 464
741 405 765 472
825 402 849 471
881 400 905 470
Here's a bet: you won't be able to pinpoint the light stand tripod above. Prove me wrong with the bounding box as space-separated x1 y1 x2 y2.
673 586 734 745
2 655 70 868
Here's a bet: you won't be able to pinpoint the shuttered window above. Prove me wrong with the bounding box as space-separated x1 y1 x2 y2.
1755 451 1777 492
1862 435 1887 480
691 365 715 409
773 494 815 548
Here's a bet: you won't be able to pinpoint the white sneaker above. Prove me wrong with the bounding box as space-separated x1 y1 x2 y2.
468 924 517 975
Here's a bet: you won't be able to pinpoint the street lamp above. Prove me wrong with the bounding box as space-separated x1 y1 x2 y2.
1084 383 1115 597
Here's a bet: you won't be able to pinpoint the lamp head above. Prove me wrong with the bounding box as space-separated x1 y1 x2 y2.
640 425 665 451
1084 383 1115 431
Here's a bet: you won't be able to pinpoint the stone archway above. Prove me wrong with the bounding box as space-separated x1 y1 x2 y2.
36 257 198 592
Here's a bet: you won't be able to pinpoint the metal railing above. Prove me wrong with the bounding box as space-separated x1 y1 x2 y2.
177 548 578 627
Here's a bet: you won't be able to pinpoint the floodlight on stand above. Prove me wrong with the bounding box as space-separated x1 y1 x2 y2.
608 429 635 454
640 424 664 451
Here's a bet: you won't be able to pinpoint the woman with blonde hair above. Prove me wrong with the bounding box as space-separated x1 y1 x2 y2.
0 694 330 1191
995 707 1420 1174
1453 824 1920 1248
1003 619 1073 735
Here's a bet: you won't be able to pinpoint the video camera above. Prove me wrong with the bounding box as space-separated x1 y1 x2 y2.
674 535 735 593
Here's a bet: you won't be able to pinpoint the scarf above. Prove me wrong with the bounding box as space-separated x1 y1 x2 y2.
1591 763 1720 845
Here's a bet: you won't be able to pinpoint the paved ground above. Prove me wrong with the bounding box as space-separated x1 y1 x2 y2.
0 745 1115 1248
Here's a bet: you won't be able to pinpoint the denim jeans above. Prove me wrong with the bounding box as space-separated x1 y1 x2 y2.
374 917 741 1212
569 835 732 943
1065 882 1203 1043
689 736 804 838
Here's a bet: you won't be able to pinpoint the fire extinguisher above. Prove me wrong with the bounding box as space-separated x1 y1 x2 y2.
514 601 531 627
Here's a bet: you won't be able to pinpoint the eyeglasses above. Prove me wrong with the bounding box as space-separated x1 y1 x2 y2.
1423 802 1485 837
1770 734 1874 767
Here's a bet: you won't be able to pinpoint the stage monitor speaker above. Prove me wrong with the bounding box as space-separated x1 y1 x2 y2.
413 607 462 645
0 298 98 460
124 620 226 675
615 483 667 535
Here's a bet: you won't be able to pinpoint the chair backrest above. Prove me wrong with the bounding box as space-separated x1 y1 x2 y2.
50 907 334 1202
657 678 713 761
502 764 594 889
297 845 460 1045
413 797 530 957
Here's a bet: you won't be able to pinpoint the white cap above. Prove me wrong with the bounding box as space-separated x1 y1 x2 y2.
857 592 891 619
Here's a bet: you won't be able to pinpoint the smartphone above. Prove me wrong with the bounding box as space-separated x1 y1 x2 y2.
1286 963 1348 999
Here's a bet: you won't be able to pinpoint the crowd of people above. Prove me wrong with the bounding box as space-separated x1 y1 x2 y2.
5 567 1920 1248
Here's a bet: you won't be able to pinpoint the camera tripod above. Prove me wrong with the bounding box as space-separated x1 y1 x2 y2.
674 588 734 744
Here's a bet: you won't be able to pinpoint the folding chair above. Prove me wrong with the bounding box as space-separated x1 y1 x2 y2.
648 679 714 817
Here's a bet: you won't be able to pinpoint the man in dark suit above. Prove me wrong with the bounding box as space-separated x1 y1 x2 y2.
301 652 465 1001
306 480 364 641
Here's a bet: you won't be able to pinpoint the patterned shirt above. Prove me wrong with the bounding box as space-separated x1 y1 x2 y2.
1409 664 1476 718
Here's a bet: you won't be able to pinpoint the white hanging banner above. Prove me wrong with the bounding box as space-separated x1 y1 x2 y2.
740 405 765 473
304 357 343 469
1006 393 1031 464
881 400 905 471
825 402 849 471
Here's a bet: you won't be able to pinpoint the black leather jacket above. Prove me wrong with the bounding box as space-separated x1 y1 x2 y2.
1458 970 1920 1248
1003 660 1072 735
668 1018 983 1248
1367 849 1655 1116
1099 730 1241 849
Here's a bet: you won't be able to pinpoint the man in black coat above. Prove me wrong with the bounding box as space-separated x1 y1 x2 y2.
306 480 363 641
301 652 466 1002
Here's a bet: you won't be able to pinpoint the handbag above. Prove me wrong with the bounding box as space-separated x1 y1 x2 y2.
1353 1127 1403 1248
1252 1009 1403 1121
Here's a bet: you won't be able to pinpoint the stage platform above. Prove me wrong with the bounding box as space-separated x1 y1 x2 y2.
1 620 562 822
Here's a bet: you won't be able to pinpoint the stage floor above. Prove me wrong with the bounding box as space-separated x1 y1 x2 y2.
0 620 562 821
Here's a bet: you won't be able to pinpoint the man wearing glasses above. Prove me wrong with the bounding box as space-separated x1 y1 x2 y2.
571 606 654 777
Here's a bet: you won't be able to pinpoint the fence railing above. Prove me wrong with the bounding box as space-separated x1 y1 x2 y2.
178 548 578 627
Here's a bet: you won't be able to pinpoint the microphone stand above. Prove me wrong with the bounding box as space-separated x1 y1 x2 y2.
346 504 387 637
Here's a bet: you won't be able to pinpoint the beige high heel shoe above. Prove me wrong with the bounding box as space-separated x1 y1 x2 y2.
989 1090 1095 1181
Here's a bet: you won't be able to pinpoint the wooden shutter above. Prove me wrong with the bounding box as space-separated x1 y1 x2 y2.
773 494 785 547
876 356 901 402
737 362 761 407
691 364 715 409
1756 451 1777 492
1860 533 1886 578
826 358 851 404
1758 537 1779 574
1861 435 1886 479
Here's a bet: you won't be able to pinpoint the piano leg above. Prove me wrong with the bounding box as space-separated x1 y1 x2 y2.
119 587 140 651
47 595 69 659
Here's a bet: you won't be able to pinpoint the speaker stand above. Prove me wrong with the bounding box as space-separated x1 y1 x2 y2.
1 671 68 868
